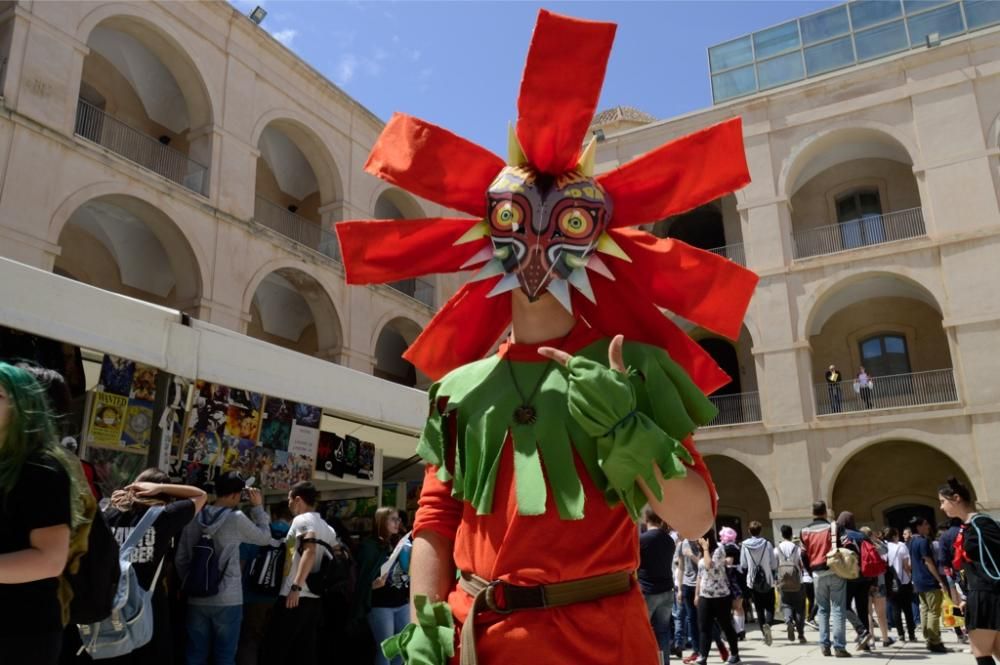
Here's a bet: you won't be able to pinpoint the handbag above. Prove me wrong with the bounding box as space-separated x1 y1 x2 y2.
826 523 859 580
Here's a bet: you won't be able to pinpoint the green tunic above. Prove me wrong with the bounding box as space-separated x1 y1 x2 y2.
416 337 718 522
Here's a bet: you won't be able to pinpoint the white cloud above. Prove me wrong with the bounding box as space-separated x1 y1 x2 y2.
271 28 297 47
335 54 359 85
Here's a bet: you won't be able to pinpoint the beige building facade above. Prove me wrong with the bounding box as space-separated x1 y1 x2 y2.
592 12 1000 535
1 1 998 533
0 0 459 395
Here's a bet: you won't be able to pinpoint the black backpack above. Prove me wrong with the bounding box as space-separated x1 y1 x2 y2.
67 507 122 624
301 537 358 605
247 542 287 596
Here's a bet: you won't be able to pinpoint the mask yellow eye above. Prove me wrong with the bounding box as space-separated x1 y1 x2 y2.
491 201 522 230
558 208 593 238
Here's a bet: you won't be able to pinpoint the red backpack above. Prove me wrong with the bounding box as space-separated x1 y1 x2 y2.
860 538 888 578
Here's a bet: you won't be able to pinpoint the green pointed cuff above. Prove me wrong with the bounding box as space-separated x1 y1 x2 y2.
381 595 455 665
566 356 694 521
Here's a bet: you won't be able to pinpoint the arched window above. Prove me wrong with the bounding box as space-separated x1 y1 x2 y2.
836 188 884 248
859 333 910 377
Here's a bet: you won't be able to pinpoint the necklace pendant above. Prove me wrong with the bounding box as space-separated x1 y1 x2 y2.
513 404 537 425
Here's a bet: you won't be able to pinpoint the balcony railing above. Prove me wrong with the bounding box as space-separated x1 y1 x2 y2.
74 99 207 195
793 207 925 259
707 242 746 267
388 278 435 308
704 391 762 427
814 368 958 416
254 196 340 262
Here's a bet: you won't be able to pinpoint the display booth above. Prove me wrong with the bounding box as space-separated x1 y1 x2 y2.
0 257 426 535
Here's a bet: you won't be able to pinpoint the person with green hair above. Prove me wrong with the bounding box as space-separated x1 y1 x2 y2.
0 361 87 664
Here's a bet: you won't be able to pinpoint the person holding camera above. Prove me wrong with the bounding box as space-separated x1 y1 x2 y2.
175 472 273 665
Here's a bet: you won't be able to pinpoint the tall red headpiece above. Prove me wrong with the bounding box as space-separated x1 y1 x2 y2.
336 10 758 394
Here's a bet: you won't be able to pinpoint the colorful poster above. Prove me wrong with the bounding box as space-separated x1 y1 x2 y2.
382 484 398 508
121 399 154 452
129 364 158 402
87 391 128 449
289 423 320 459
343 435 361 477
294 403 322 428
259 397 294 451
89 447 147 498
328 495 378 536
98 356 135 396
357 441 375 481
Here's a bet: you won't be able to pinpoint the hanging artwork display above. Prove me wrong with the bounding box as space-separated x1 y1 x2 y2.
86 391 128 449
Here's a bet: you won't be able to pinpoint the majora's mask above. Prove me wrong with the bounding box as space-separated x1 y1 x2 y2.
478 131 614 309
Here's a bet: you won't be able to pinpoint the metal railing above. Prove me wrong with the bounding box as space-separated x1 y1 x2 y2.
707 242 746 267
704 391 762 427
74 99 207 195
254 196 340 262
793 207 925 259
814 368 958 416
388 278 435 308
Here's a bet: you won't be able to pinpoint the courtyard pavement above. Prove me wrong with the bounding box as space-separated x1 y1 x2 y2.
698 627 972 665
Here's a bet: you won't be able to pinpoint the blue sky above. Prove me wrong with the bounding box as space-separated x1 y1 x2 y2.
234 1 839 155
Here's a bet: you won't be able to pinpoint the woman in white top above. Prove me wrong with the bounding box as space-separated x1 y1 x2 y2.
857 366 874 409
696 532 740 665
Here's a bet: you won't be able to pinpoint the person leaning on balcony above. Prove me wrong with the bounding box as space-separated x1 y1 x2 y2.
856 367 874 409
825 365 842 413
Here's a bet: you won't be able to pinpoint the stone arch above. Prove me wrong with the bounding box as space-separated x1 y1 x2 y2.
705 454 776 538
372 187 427 219
798 269 945 342
53 192 205 312
372 316 424 387
777 122 919 201
244 266 343 359
75 6 216 130
828 438 976 528
692 324 758 393
250 110 344 206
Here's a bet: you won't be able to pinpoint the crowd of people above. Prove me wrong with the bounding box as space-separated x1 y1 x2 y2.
3 359 1000 665
639 494 1000 664
0 362 413 665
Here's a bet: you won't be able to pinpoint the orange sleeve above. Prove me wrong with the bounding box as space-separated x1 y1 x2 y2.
412 464 463 542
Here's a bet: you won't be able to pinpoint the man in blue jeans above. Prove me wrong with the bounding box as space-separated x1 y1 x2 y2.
800 501 850 658
176 472 274 665
640 507 676 664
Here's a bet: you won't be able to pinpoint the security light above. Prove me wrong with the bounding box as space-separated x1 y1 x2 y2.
926 32 941 48
593 128 606 142
249 6 267 25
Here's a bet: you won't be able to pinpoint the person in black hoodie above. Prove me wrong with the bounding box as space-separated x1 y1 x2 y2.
939 477 1000 664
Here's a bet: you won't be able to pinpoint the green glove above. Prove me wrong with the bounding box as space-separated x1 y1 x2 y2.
381 595 455 665
565 355 693 521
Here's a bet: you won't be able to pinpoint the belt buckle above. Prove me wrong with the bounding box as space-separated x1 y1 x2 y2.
484 580 514 614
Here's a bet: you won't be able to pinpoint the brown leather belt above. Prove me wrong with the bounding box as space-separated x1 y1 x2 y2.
457 570 633 665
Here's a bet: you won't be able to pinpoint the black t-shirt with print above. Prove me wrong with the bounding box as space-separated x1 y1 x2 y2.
104 499 196 591
0 452 71 636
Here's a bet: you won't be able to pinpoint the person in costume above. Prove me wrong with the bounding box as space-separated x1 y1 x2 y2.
335 10 758 664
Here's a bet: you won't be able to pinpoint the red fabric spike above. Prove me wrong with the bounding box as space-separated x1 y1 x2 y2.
365 113 505 218
599 117 750 229
576 264 731 395
336 218 489 285
403 279 513 381
516 10 616 175
611 229 758 341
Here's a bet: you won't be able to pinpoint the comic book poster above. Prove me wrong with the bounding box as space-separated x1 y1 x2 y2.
129 364 158 402
89 447 147 498
343 435 361 477
315 431 344 477
98 356 135 397
259 397 294 451
328 495 378 536
293 403 321 429
121 400 154 452
87 391 128 449
357 441 375 481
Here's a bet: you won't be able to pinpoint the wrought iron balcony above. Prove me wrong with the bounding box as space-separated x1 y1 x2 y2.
793 207 925 259
254 196 340 262
707 242 746 267
387 278 435 308
704 391 762 427
814 368 958 416
74 99 207 195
